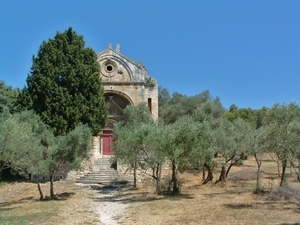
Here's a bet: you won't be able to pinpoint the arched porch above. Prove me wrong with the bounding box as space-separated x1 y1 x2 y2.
98 92 133 156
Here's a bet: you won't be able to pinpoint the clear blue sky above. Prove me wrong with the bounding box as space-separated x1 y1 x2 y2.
1 1 299 110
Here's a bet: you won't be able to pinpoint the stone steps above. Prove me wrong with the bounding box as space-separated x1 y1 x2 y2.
76 157 131 185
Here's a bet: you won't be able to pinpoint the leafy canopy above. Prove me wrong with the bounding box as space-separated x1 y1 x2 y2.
0 80 19 113
17 27 107 136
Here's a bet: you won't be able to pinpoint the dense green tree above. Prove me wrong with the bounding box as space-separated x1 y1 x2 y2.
254 107 268 128
194 101 224 123
16 27 107 136
222 105 257 128
158 86 171 109
159 88 224 124
0 80 19 113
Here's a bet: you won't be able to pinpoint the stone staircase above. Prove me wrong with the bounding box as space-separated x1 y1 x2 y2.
76 157 131 185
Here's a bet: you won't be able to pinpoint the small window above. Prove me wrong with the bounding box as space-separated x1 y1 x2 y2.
148 98 152 113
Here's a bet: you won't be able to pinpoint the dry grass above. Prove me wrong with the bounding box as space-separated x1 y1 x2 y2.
118 156 300 225
0 156 300 225
0 180 99 224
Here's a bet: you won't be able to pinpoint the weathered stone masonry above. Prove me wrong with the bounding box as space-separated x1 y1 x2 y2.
91 43 158 159
35 44 158 181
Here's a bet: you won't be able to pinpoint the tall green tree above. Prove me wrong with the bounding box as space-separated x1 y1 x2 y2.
17 27 107 136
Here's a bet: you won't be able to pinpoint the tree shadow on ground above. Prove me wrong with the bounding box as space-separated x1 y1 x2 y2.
43 192 76 201
90 184 194 204
224 198 300 214
280 223 300 225
0 196 35 211
224 203 253 209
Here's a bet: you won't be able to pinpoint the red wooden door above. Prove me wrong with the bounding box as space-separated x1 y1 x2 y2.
103 130 113 155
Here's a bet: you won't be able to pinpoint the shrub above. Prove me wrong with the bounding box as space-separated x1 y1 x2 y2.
158 176 182 195
158 178 172 195
266 185 300 201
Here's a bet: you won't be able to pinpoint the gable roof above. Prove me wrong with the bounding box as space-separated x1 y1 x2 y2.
97 45 147 72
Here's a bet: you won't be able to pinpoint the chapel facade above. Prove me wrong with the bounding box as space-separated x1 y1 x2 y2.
91 44 158 158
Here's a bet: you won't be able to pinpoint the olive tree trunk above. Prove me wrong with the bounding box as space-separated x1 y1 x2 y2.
34 176 44 200
171 159 179 194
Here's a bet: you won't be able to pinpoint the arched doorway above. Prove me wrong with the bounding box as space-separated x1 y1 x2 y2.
101 92 132 155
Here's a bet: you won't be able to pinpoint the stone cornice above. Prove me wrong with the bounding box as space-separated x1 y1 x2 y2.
102 81 146 86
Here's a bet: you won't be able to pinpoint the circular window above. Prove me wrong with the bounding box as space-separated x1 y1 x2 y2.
106 65 113 72
101 60 118 77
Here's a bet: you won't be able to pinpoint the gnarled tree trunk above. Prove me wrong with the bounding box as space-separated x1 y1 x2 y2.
287 159 300 183
34 176 44 200
280 158 287 186
254 153 262 192
50 170 55 197
202 163 213 185
155 163 162 194
133 162 137 188
218 165 226 183
171 159 179 194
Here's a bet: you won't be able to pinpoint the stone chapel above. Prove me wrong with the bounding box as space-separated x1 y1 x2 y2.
91 43 158 159
38 44 158 182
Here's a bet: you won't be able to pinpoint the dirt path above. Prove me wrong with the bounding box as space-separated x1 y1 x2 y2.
87 185 130 225
94 192 128 225
0 181 130 225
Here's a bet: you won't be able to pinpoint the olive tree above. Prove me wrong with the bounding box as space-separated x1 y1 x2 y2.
0 111 51 199
47 124 92 197
113 103 155 188
162 116 212 194
263 102 300 186
213 118 254 183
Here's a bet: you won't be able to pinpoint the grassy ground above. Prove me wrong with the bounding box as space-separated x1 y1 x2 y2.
118 156 300 225
0 180 99 224
0 156 300 225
